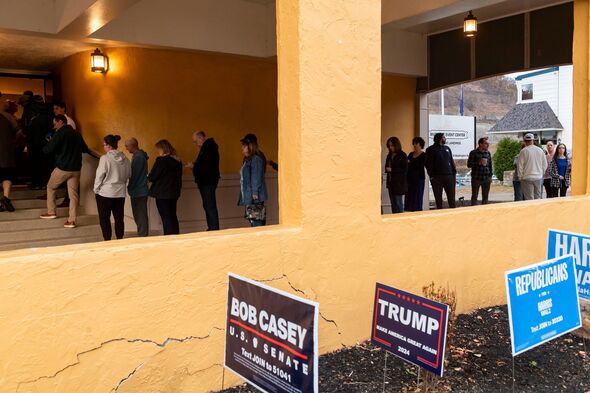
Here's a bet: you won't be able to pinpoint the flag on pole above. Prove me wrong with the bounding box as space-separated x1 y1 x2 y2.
459 84 464 116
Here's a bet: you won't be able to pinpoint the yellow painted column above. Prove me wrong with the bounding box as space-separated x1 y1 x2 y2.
573 0 590 195
277 0 382 226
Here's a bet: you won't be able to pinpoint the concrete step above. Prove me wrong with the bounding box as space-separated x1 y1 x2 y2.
0 207 72 221
0 186 66 201
11 198 50 209
0 224 102 245
7 189 65 201
0 215 99 232
0 235 104 252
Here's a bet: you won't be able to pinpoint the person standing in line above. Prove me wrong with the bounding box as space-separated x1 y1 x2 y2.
405 137 426 212
425 133 457 209
467 137 493 206
549 143 572 198
53 101 76 130
517 133 547 200
543 140 556 198
238 133 267 227
125 138 150 237
384 137 407 214
39 115 89 228
53 101 77 208
149 139 183 235
188 131 220 231
512 144 525 202
93 135 131 241
0 102 19 212
19 94 53 189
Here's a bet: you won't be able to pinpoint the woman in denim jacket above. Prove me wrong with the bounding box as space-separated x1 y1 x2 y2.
238 133 268 226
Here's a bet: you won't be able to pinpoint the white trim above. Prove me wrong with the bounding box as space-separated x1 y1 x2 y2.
505 253 582 356
488 128 564 134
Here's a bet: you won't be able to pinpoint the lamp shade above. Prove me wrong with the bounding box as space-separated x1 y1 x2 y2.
91 48 108 73
464 11 478 37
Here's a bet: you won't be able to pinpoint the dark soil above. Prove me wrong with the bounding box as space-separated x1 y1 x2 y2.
219 306 590 392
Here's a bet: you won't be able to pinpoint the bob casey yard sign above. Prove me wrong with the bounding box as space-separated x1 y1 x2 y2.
225 273 319 393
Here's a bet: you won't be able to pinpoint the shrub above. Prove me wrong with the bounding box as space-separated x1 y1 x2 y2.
493 138 522 181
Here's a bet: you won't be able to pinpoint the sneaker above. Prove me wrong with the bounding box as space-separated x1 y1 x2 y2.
63 221 76 228
1 197 15 212
40 213 57 219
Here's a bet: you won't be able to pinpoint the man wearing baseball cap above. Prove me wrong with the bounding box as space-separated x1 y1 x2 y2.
516 133 547 200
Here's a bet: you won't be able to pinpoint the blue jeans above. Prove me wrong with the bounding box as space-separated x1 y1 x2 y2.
388 189 404 214
513 180 524 201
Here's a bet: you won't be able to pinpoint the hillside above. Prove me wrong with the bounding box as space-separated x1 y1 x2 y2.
427 76 517 123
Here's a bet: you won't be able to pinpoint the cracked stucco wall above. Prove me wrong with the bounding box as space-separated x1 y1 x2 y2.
2 0 590 392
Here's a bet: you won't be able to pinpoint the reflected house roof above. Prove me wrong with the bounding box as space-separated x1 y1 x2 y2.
488 101 564 134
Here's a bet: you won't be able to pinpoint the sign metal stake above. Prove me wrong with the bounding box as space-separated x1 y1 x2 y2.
382 351 388 393
511 357 515 393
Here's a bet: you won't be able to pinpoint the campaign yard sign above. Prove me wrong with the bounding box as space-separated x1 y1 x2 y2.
225 273 319 393
505 254 582 356
547 229 590 301
371 283 449 376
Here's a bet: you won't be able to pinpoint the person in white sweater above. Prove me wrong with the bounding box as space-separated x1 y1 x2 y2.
517 133 547 200
94 134 131 240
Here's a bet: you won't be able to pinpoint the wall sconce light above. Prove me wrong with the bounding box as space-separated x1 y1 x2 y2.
463 11 478 38
91 48 108 73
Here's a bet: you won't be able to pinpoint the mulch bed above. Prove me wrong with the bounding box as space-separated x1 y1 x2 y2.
219 306 590 392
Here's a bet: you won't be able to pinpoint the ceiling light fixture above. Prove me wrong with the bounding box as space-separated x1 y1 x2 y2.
464 11 478 38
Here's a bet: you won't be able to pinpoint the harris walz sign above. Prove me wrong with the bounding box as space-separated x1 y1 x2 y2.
225 273 319 393
371 282 449 376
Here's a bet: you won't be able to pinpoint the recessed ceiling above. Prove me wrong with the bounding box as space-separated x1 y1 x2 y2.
387 0 572 34
0 32 95 72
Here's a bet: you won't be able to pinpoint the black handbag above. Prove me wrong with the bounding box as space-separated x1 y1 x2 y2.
245 203 266 221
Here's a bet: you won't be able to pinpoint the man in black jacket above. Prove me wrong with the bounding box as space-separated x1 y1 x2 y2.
189 131 220 230
425 133 457 209
39 115 90 228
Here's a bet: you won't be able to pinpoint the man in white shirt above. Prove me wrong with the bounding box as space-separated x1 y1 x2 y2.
517 133 547 200
53 101 76 130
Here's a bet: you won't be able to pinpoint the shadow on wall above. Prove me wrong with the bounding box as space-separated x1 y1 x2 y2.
123 173 279 234
80 156 278 233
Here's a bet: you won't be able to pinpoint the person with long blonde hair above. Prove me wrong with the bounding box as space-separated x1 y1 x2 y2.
238 133 267 227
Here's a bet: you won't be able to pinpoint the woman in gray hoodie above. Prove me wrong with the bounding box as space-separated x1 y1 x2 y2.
94 134 131 240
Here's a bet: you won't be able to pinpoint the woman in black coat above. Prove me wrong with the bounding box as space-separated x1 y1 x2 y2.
385 136 408 214
148 139 183 235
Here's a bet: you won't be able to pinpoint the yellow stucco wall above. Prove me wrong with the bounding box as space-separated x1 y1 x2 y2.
58 47 279 172
382 74 417 151
1 1 590 392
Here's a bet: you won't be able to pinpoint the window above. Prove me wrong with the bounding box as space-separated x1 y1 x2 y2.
522 83 533 100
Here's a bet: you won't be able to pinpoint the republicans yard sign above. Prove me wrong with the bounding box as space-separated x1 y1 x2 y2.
225 273 319 393
505 254 581 356
547 229 590 300
371 283 449 376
